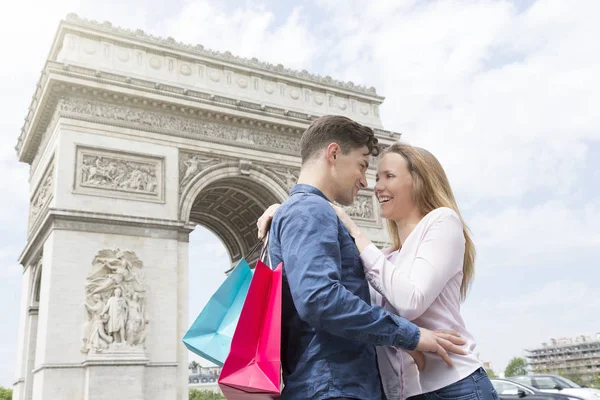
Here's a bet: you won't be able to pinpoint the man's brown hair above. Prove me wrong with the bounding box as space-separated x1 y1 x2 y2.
300 115 380 164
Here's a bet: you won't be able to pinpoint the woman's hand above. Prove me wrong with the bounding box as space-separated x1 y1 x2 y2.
329 203 372 252
329 203 360 237
257 204 280 239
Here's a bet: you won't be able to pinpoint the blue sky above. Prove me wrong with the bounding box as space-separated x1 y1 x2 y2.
1 0 599 387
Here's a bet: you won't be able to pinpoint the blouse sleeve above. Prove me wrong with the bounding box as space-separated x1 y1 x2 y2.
359 210 465 320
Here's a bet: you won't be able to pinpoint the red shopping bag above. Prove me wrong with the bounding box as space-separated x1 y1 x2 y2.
218 256 283 399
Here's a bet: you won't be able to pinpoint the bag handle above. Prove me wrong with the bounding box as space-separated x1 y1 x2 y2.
259 231 273 268
224 231 270 275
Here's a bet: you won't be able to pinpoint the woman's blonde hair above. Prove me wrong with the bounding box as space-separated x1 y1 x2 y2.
382 142 475 300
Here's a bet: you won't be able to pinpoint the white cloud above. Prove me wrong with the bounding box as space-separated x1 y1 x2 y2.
161 1 320 70
471 200 600 269
312 0 600 201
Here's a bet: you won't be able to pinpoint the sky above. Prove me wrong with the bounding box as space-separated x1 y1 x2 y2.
1 0 599 388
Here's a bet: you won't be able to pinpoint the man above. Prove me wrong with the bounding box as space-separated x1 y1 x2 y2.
263 115 466 400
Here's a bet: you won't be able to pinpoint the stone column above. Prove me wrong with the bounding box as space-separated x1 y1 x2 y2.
12 264 34 400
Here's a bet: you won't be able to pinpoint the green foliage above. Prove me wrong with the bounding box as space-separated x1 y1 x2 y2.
189 389 225 400
563 372 585 387
592 373 600 389
0 386 12 400
505 357 528 377
486 368 498 378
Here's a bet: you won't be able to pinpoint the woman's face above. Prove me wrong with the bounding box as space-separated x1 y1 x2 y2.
374 152 418 221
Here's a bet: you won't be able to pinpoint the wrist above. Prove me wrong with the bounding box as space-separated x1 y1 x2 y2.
352 231 372 252
351 229 363 240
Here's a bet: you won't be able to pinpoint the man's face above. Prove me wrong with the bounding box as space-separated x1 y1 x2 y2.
332 145 370 206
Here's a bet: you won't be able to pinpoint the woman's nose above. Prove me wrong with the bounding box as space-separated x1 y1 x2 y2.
374 180 382 192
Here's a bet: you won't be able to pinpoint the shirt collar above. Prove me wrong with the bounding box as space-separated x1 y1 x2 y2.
289 184 331 202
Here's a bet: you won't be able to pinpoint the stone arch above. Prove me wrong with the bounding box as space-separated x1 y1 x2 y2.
30 259 43 306
180 161 289 265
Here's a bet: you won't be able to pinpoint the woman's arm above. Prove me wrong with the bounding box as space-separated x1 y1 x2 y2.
332 205 466 321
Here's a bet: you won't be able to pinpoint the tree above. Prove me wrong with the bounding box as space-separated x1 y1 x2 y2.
505 357 528 377
0 386 12 400
486 368 498 378
564 372 585 387
189 389 225 400
592 373 600 389
189 361 200 374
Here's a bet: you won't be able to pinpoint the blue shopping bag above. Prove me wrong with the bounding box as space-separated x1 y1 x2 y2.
182 250 258 366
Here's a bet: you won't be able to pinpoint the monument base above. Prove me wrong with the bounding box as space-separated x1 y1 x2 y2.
83 345 149 400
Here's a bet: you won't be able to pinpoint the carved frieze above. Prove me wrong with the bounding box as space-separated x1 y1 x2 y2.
59 98 301 155
342 194 375 221
74 145 165 202
82 249 148 354
29 163 54 231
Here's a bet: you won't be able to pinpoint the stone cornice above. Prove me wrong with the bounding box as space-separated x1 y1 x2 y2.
19 208 195 267
59 13 382 98
16 63 401 165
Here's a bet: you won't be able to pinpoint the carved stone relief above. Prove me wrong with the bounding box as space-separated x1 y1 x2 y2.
29 163 54 231
263 166 299 190
82 249 148 354
342 194 375 220
59 98 301 155
74 145 165 202
179 151 220 188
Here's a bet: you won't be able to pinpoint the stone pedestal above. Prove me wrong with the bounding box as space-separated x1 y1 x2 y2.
83 348 149 400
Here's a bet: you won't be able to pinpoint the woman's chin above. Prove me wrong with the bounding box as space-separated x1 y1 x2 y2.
379 205 391 219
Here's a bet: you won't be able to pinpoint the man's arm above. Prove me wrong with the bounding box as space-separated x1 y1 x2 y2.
277 198 420 350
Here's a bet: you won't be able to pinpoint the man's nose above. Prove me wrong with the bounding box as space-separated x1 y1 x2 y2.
359 174 368 189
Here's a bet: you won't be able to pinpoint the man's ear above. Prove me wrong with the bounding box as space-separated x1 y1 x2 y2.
326 143 341 163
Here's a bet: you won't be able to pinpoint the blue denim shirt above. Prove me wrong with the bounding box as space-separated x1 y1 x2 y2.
269 184 421 400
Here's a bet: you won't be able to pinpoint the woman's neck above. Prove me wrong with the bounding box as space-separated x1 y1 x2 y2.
395 209 424 246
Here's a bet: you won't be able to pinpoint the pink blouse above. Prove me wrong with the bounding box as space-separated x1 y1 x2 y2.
360 207 482 400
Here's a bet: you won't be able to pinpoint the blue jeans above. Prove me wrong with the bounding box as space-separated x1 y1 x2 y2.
408 368 499 400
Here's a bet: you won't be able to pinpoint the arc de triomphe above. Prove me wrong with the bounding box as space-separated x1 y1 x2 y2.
12 14 400 400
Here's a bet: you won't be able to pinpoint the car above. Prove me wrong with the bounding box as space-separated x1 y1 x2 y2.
491 378 585 400
509 375 600 400
188 372 218 384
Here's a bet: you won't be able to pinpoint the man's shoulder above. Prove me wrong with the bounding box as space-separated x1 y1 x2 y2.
272 193 337 231
278 192 333 216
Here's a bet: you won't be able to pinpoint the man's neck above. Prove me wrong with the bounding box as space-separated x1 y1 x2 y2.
296 164 336 202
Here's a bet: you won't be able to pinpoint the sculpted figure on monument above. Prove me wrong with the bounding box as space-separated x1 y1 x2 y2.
125 292 149 347
86 249 144 296
83 249 148 353
269 167 299 189
81 155 158 194
30 170 53 225
102 287 128 344
81 294 113 353
342 196 374 219
181 154 218 185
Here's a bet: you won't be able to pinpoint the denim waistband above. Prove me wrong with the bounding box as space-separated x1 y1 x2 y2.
470 367 488 382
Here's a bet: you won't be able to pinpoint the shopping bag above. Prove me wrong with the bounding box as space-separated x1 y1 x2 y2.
219 234 283 399
182 240 264 366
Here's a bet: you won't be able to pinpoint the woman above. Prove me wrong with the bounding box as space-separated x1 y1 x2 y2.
257 143 497 400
